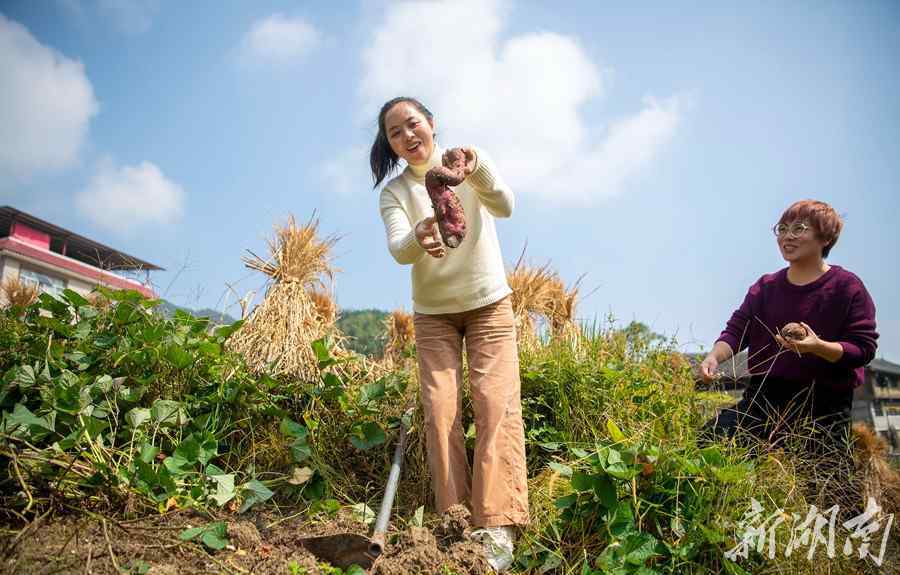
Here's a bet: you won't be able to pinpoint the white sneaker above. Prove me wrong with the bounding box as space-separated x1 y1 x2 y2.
470 525 515 572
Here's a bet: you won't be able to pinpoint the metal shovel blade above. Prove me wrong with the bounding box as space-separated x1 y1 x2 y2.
299 532 380 570
298 418 409 569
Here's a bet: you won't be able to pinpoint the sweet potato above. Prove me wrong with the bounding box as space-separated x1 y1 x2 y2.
780 322 808 342
425 148 467 248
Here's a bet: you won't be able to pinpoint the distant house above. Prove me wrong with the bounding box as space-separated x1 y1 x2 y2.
0 206 160 302
852 358 900 456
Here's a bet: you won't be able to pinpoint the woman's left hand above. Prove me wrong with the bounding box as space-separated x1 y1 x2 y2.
459 147 478 177
775 322 820 355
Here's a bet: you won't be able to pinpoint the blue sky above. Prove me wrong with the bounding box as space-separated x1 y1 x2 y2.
2 1 898 360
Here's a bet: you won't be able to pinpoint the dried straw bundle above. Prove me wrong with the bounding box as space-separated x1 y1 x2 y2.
383 309 415 363
230 215 339 380
507 248 582 345
545 274 583 340
852 423 900 514
0 277 39 308
242 215 337 287
309 287 337 325
507 257 557 347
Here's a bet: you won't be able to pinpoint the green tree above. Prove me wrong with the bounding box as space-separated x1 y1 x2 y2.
336 309 388 357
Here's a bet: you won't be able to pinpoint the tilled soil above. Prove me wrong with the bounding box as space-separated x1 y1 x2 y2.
0 505 491 575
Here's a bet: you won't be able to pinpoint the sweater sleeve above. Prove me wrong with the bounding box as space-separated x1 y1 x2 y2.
835 282 878 369
716 279 762 354
465 147 514 218
379 187 423 265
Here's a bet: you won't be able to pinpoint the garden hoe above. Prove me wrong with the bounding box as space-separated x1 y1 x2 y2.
299 417 410 570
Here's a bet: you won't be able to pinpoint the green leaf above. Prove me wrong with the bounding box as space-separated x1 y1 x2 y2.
238 479 274 513
165 345 194 369
198 341 220 358
312 338 336 368
150 399 190 427
606 419 626 443
570 471 595 492
554 494 578 510
6 403 54 434
607 503 635 538
311 498 341 515
410 506 424 528
346 566 366 575
114 302 142 325
179 522 229 551
622 532 661 566
712 463 753 484
600 447 638 480
213 320 244 340
280 418 308 440
349 421 386 451
61 289 89 308
291 442 312 464
139 443 159 464
360 380 386 404
13 365 36 389
208 468 236 506
350 503 376 525
179 526 204 541
547 462 573 477
593 475 618 509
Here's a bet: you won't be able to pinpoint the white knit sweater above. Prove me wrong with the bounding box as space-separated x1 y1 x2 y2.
378 146 514 314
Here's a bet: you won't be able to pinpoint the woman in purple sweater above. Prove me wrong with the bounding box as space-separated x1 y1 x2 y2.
700 200 878 451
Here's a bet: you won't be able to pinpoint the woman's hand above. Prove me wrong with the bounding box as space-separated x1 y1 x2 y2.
774 322 844 362
415 216 445 258
445 147 478 177
775 321 820 355
699 354 720 382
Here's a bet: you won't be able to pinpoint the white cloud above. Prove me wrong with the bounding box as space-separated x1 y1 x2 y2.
0 14 99 180
359 0 686 203
76 159 184 234
321 145 370 196
240 14 320 64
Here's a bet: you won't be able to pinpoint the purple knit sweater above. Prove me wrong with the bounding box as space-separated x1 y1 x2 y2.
716 265 878 392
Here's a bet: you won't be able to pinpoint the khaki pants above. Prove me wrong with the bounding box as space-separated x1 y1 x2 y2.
413 296 530 527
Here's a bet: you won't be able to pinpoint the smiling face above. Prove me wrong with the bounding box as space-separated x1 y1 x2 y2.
775 220 829 264
383 101 435 166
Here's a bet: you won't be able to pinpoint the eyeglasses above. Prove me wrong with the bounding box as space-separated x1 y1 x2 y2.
773 222 811 238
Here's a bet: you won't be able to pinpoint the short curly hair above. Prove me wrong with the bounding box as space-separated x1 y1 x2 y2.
778 200 843 258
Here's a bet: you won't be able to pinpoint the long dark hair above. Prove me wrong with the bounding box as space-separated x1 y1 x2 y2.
370 97 434 188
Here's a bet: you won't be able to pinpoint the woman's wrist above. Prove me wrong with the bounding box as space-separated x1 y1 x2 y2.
813 339 844 363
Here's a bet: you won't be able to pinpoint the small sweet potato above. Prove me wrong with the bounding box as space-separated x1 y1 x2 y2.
425 148 467 248
780 322 808 342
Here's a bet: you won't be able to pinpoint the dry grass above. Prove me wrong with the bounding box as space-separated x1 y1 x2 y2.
309 287 337 325
852 422 900 515
0 276 39 308
242 214 338 287
507 249 582 346
230 214 341 381
383 309 415 364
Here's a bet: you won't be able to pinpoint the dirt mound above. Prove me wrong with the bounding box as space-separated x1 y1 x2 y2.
1 506 492 574
374 505 490 575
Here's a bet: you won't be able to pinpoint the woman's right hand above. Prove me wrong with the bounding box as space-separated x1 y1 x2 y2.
415 216 445 258
699 354 720 382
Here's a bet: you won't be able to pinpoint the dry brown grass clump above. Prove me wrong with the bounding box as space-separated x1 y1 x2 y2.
506 248 582 346
852 422 900 515
229 215 341 381
383 309 415 364
0 276 39 308
309 287 337 325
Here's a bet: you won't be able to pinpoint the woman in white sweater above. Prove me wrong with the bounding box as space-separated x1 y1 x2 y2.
371 97 528 571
